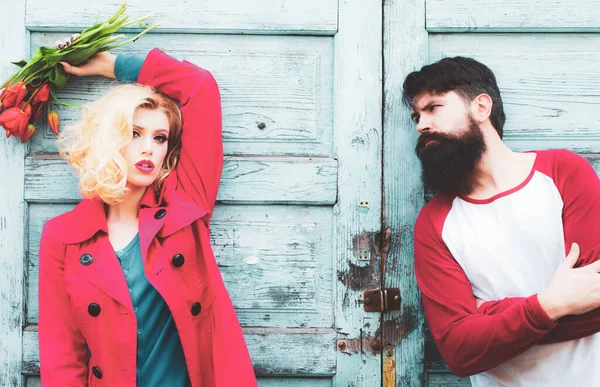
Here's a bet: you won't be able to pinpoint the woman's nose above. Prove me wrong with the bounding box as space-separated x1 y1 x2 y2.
141 136 153 155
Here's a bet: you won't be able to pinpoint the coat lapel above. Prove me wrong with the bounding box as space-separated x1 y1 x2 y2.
56 173 208 309
74 236 135 313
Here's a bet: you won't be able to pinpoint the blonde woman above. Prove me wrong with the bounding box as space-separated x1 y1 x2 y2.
38 45 257 386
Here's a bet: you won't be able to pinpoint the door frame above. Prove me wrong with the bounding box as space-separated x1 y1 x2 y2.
382 0 428 386
0 0 28 385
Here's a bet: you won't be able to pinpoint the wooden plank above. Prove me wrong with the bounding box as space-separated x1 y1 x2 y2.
26 376 333 387
27 204 335 329
382 0 427 385
426 372 472 387
26 0 337 35
333 0 383 385
23 326 336 376
23 155 337 204
426 0 600 32
425 328 448 372
429 34 600 154
0 0 27 385
29 33 334 157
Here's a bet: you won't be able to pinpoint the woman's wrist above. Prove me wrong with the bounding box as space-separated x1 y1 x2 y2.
103 53 117 79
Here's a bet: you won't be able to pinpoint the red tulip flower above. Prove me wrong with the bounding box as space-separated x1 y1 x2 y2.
1 81 27 108
48 110 60 135
21 124 36 143
0 105 32 136
31 84 50 105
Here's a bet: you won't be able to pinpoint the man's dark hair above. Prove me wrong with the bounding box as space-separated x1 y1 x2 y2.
402 57 506 138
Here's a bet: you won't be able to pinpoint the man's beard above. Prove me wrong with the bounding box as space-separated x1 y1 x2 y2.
415 115 486 194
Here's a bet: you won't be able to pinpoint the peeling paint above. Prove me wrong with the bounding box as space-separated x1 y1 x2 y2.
337 262 378 291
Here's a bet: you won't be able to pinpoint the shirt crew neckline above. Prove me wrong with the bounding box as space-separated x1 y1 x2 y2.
458 151 539 205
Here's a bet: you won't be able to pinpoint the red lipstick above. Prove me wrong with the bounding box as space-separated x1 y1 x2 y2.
135 159 155 173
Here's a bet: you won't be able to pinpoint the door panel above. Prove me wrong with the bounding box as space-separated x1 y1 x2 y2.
427 0 600 32
6 1 386 386
26 0 338 34
0 0 27 385
390 1 600 386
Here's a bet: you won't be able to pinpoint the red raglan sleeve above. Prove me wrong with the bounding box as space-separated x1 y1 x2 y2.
415 200 557 377
477 150 600 343
137 48 223 215
39 222 89 386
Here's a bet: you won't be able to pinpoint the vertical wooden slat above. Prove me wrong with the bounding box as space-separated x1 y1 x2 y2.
383 0 428 385
333 0 383 385
0 0 27 385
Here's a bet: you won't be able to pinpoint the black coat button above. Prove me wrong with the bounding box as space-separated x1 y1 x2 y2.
172 254 185 268
154 209 167 219
92 366 102 379
88 303 101 317
79 254 93 266
191 302 201 316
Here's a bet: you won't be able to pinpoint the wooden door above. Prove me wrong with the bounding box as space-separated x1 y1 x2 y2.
0 0 386 386
382 1 600 386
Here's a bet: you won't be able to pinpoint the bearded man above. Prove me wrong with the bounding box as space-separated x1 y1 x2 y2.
406 57 600 386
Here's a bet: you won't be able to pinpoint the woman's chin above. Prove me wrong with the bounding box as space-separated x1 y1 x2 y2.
126 177 155 191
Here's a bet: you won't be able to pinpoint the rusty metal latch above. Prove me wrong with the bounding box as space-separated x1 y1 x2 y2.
363 288 401 312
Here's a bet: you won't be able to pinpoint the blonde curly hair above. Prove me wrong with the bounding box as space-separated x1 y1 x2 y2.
57 83 182 205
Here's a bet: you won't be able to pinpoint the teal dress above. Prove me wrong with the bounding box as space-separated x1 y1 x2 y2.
114 55 191 387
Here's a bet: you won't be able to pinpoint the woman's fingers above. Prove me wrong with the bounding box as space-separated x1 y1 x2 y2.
60 61 83 76
54 34 80 50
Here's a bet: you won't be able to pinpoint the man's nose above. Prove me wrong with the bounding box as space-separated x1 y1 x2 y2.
416 116 431 134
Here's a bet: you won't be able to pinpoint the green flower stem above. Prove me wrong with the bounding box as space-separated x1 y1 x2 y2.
121 14 153 28
23 65 49 84
104 23 160 50
26 85 42 104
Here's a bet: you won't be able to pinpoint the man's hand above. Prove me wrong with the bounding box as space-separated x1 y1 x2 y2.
538 243 600 321
475 297 485 309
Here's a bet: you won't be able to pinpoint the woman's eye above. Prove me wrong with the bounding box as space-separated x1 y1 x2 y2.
155 135 168 143
132 130 140 138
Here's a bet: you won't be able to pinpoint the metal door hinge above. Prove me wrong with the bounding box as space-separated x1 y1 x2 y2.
363 288 401 312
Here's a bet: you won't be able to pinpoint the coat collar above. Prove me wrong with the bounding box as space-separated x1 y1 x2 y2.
56 173 208 245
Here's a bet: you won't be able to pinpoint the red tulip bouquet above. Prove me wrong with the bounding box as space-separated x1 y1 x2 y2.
0 4 159 143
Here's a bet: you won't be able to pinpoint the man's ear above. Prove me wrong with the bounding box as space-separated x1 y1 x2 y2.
472 93 493 124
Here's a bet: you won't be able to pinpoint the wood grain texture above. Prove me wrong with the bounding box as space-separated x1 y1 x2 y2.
23 156 337 204
27 204 334 329
383 0 427 385
25 376 333 387
426 0 600 32
332 0 383 385
426 372 471 387
29 33 334 157
26 0 338 35
23 326 336 376
0 0 27 385
429 34 600 153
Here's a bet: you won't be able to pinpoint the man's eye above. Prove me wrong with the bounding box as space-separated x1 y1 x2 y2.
429 105 439 111
413 116 420 124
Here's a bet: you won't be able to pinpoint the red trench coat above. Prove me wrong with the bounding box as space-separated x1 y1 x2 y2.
38 49 258 387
